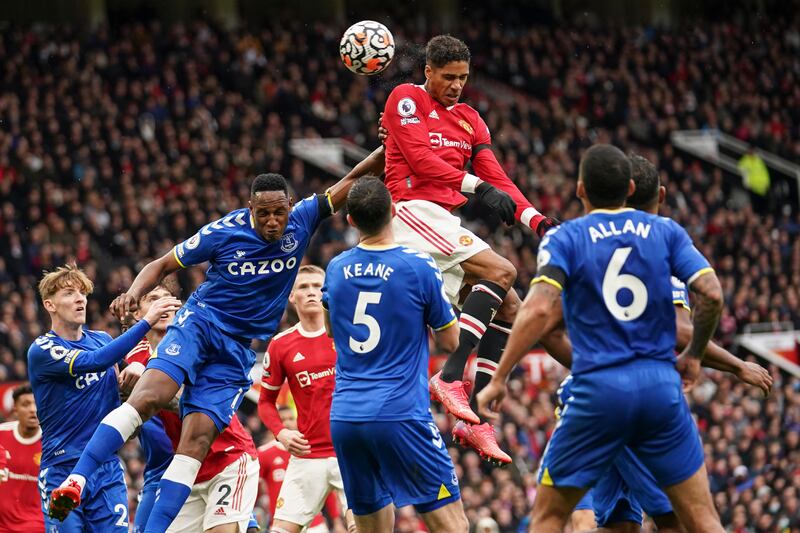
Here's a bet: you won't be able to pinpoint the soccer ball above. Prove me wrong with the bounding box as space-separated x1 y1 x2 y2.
339 20 395 75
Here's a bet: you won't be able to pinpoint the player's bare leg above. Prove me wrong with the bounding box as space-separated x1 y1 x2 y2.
651 513 685 533
126 368 183 420
269 519 303 533
662 465 724 533
528 485 587 533
352 504 394 533
418 499 468 533
206 524 241 533
570 509 597 531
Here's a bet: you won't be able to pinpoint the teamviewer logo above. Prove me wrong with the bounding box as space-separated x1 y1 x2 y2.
296 371 311 388
429 132 443 148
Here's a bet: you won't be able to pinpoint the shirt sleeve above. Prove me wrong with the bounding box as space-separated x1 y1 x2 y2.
671 276 691 311
27 321 152 379
173 224 221 269
384 85 471 191
291 195 326 235
470 115 541 226
258 342 287 437
667 220 713 286
417 254 457 331
532 226 571 290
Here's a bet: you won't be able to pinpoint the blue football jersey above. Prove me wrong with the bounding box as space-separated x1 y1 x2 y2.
173 195 328 340
536 208 711 374
323 245 457 422
27 330 121 468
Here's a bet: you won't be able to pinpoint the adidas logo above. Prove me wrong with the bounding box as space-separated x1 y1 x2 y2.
214 507 226 516
429 110 439 119
292 352 305 362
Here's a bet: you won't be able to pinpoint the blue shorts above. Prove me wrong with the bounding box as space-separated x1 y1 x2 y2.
538 359 703 490
574 490 594 511
40 459 128 532
330 418 460 515
148 307 255 431
133 482 159 532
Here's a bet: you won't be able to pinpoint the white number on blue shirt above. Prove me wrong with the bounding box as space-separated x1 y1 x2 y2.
349 291 382 354
602 247 648 322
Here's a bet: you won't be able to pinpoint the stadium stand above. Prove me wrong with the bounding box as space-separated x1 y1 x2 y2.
0 9 798 531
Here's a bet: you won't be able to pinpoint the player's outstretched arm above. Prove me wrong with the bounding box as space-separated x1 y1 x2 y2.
675 306 772 395
326 146 386 212
476 280 561 420
111 251 183 319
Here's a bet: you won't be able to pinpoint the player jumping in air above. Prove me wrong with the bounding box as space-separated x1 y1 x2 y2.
28 264 181 531
373 35 559 463
323 177 466 533
531 155 772 533
125 283 260 533
0 384 44 532
478 145 726 532
48 158 380 532
258 264 353 533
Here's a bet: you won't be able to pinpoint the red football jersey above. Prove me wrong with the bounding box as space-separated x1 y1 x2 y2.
259 325 336 458
0 422 45 532
126 339 258 484
257 441 338 526
383 83 539 225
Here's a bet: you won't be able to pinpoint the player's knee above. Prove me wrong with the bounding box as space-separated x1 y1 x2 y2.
176 433 214 461
127 387 166 421
495 288 521 322
486 255 517 290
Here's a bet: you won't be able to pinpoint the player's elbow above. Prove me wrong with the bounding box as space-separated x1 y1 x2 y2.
693 273 724 311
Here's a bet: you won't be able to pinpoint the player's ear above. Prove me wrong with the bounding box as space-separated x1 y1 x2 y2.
287 194 294 208
658 185 666 205
42 298 56 313
346 214 357 229
390 203 397 217
627 179 636 197
424 64 432 81
576 180 586 200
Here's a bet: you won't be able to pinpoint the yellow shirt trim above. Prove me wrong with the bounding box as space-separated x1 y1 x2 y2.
68 351 80 377
531 275 563 291
434 318 457 332
590 207 634 214
687 267 714 285
356 243 400 250
173 247 186 269
673 300 691 312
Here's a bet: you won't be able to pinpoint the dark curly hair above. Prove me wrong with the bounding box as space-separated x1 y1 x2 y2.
426 35 470 68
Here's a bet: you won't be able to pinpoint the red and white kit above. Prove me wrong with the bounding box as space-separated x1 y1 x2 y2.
128 340 260 533
258 440 340 532
259 325 346 526
0 421 45 532
383 83 543 303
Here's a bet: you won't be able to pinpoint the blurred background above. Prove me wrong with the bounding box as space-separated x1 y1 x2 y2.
0 0 798 531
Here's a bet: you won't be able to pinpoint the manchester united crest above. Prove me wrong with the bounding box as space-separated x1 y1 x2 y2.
459 235 474 247
458 119 474 135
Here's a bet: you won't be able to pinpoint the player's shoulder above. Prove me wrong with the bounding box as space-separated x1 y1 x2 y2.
84 328 114 343
0 421 17 433
389 83 427 98
28 333 66 356
270 324 299 345
198 208 252 239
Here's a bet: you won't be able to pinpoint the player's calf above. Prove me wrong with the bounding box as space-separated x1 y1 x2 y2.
529 485 588 533
418 499 468 533
662 465 724 533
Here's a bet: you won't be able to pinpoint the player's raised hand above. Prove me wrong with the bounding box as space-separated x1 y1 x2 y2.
676 352 702 392
475 379 507 423
475 183 516 226
142 296 183 326
277 428 311 457
110 293 139 320
534 216 561 238
736 362 773 396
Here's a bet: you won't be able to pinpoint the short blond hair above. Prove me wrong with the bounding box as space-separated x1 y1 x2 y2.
297 265 325 277
38 264 94 302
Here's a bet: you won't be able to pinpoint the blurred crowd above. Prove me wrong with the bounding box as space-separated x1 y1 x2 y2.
0 9 799 532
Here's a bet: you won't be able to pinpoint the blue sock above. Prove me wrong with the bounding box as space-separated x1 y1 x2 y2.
144 455 202 533
73 403 142 479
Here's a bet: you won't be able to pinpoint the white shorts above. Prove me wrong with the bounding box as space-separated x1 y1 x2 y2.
168 453 259 533
393 200 490 305
273 456 347 527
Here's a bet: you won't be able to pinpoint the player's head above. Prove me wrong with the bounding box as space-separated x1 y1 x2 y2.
577 144 634 210
346 176 393 238
134 278 179 333
38 263 93 326
289 265 325 320
12 383 38 433
424 35 470 107
626 154 665 214
278 405 297 431
249 173 293 243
